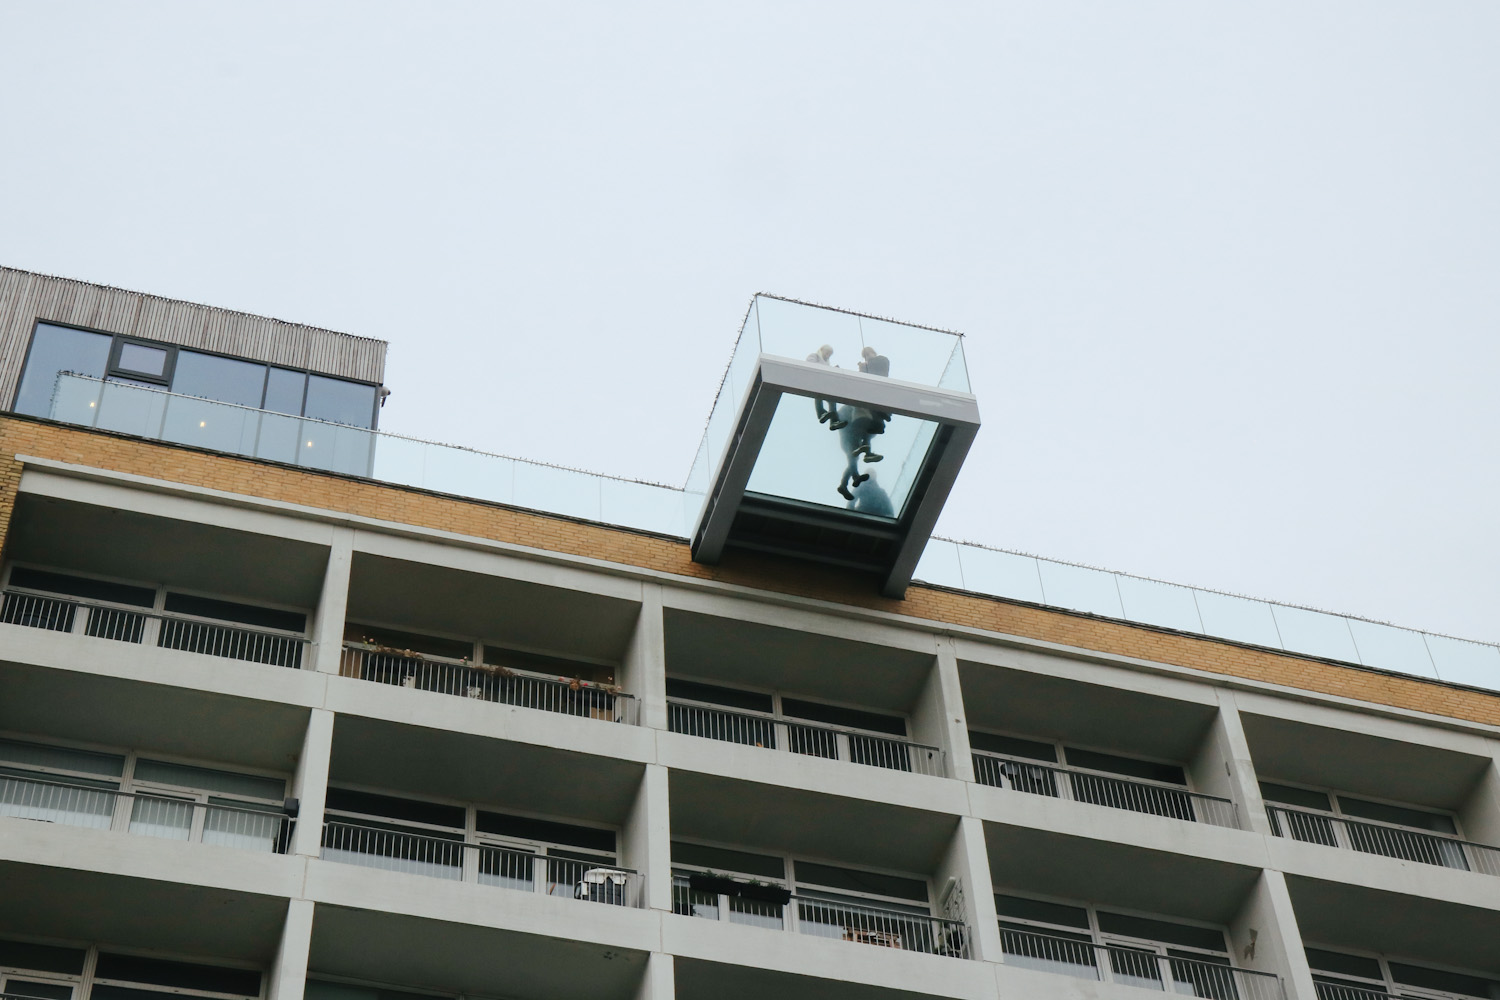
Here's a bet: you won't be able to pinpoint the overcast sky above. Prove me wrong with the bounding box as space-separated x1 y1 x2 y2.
1 2 1495 644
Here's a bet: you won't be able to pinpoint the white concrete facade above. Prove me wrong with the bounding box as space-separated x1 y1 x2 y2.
3 460 1500 1000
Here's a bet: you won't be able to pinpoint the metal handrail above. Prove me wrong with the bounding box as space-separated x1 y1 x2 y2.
0 771 294 852
671 875 969 958
972 749 1239 829
321 819 641 906
340 642 638 725
1266 803 1500 876
666 697 945 776
999 926 1283 1000
0 588 307 669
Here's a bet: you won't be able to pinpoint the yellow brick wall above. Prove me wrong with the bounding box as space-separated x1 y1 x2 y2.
2 415 1497 729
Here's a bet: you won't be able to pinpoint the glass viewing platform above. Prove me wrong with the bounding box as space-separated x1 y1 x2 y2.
684 295 980 597
29 292 1500 696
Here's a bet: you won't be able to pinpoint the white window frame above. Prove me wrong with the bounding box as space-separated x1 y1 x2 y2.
0 939 265 1000
1306 943 1500 1000
666 673 916 747
1258 778 1466 841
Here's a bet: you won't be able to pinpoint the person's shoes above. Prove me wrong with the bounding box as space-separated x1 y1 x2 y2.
837 483 854 501
829 418 848 430
862 451 884 463
818 410 832 423
852 473 870 486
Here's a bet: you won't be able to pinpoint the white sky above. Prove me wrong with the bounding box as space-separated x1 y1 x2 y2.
1 2 1495 644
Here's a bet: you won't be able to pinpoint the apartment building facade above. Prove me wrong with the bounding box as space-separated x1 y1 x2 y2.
1 267 1499 1000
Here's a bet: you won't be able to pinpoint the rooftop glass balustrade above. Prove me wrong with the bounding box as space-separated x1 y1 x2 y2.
35 372 1500 696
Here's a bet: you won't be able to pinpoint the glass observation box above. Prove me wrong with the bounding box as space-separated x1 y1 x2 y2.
687 295 980 597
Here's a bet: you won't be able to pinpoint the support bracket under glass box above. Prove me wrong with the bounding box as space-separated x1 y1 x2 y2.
687 296 980 598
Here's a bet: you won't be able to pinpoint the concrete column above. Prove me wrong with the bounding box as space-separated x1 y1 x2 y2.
1457 752 1500 848
623 762 672 913
309 528 355 674
633 952 674 1000
1188 690 1271 834
934 816 1001 962
266 899 315 1000
911 636 974 782
1228 870 1317 1000
291 709 335 859
622 584 667 730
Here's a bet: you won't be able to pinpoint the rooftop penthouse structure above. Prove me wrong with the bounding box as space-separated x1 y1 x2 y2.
1 265 1499 1000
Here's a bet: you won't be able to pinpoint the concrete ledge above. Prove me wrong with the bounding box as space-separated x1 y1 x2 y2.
661 911 996 1000
0 816 306 898
303 857 662 952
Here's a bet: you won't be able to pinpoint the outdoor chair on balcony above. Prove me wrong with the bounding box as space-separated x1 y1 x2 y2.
576 867 630 905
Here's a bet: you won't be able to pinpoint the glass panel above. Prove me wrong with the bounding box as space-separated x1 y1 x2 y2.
746 391 938 517
1193 590 1284 648
914 539 964 589
0 767 118 828
159 394 260 455
170 351 266 406
477 845 535 892
1347 620 1438 677
939 339 971 392
116 343 169 377
3 981 74 1000
303 375 376 428
1271 606 1359 663
263 367 306 415
0 939 87 974
253 409 304 465
1117 577 1203 633
299 419 375 477
200 799 284 851
1425 634 1500 689
129 794 193 840
1097 913 1225 952
514 462 601 522
1000 924 1100 980
955 546 1044 604
0 739 125 776
753 296 864 371
601 477 686 537
93 380 167 437
1036 561 1124 618
46 369 105 424
93 953 261 996
15 323 112 417
132 759 284 800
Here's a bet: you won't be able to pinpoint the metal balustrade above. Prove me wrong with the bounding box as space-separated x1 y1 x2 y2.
0 772 293 853
1313 985 1398 1000
321 819 640 906
1266 804 1500 875
972 750 1239 828
341 643 638 724
666 699 945 776
672 876 970 957
999 926 1284 999
0 588 306 668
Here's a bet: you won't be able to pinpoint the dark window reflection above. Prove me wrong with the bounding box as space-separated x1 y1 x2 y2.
172 351 266 407
263 367 307 415
305 374 376 428
15 323 112 416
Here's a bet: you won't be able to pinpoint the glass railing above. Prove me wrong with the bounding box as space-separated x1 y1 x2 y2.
39 373 1500 696
683 295 970 527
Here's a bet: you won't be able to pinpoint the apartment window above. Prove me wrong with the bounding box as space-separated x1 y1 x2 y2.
665 678 927 772
320 787 626 902
970 729 1205 822
997 893 1234 992
304 981 453 1000
0 939 262 1000
1307 946 1500 1000
12 321 379 430
0 737 290 853
670 841 944 951
1261 781 1470 870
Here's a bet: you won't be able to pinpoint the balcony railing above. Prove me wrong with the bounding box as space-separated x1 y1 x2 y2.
1000 926 1283 1000
321 819 640 906
1267 804 1500 875
672 875 969 957
0 771 293 853
666 699 944 776
340 643 638 724
973 750 1238 828
0 588 307 669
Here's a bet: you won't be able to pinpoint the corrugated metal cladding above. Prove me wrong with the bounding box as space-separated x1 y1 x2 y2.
0 266 388 408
